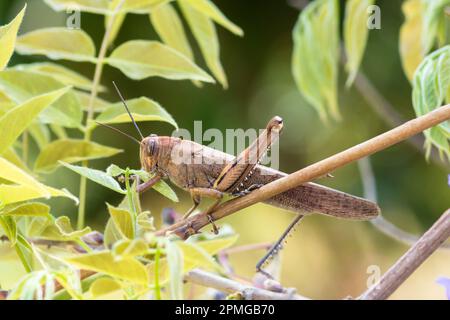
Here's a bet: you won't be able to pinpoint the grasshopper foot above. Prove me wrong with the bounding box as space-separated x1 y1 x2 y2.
207 214 219 235
232 184 264 197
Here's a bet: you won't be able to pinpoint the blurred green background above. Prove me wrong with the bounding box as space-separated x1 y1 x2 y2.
0 0 448 299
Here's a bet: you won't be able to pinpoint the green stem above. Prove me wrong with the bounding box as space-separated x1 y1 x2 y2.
76 0 126 229
22 130 29 166
154 245 162 300
125 169 137 238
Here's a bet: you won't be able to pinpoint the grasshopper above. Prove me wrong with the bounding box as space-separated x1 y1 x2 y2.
102 82 380 276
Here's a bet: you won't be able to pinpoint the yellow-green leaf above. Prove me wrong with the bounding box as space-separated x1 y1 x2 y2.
1 202 50 217
196 234 239 255
106 40 214 82
44 0 169 15
165 240 183 299
292 0 340 121
95 96 178 129
177 241 222 272
412 46 450 160
179 1 227 88
104 217 124 247
35 139 122 173
181 0 243 36
65 251 149 285
0 87 70 155
2 147 29 172
13 62 106 92
399 0 426 81
60 162 126 194
344 0 374 87
48 216 91 240
0 215 18 245
150 2 193 60
112 239 149 259
136 211 154 232
28 122 51 150
16 27 97 62
0 184 78 206
89 277 122 298
0 5 26 70
0 157 48 195
107 204 134 239
0 70 83 128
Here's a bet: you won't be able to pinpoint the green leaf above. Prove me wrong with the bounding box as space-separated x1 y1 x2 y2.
343 0 374 87
181 0 243 36
65 251 149 285
107 204 134 239
0 70 83 128
150 2 193 60
179 1 227 88
76 91 110 113
0 4 26 70
0 184 78 206
16 27 97 63
0 202 50 217
60 162 126 194
165 240 183 299
13 62 106 92
35 139 122 173
152 179 179 202
292 0 340 121
422 0 450 53
106 40 214 82
412 45 450 160
28 122 51 150
0 86 71 155
96 96 178 128
89 277 122 298
44 0 170 15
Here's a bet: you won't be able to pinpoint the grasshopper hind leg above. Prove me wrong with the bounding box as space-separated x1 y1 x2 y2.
256 214 304 278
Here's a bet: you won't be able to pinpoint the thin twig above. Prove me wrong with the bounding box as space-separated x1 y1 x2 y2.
157 105 450 239
184 268 308 300
360 209 450 300
357 158 450 249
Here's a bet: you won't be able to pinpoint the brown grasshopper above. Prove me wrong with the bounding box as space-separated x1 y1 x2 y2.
103 82 380 276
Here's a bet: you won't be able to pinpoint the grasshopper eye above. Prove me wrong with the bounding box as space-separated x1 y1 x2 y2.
147 139 157 156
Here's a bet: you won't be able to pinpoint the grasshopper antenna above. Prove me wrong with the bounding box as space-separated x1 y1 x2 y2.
95 121 141 145
112 81 145 140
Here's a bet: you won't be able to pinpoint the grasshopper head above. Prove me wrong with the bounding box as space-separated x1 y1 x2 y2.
140 134 160 174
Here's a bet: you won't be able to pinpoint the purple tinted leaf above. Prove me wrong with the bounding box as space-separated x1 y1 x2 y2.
436 277 450 300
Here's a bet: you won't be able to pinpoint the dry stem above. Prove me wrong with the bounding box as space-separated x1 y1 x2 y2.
360 209 450 300
185 269 308 300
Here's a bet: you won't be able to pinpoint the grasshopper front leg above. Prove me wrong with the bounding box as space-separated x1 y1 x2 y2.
136 174 161 193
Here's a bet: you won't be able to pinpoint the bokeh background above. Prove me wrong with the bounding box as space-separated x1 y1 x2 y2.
0 0 448 299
